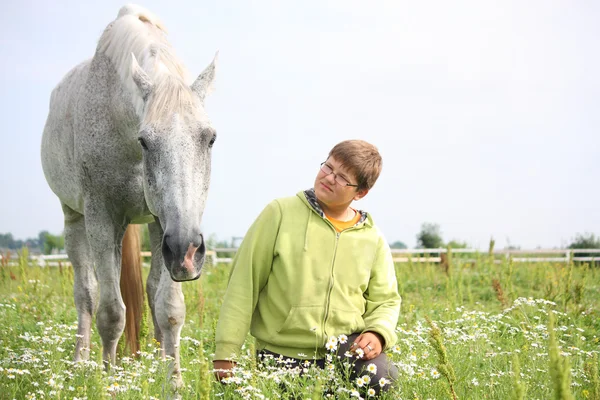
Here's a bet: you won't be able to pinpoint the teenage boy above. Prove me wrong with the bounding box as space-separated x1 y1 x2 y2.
213 140 401 394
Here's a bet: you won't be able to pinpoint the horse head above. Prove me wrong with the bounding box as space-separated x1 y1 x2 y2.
132 53 217 282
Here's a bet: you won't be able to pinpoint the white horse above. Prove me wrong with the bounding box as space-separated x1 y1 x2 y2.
41 4 217 389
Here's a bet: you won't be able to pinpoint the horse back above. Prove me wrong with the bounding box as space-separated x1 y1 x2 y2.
41 60 92 213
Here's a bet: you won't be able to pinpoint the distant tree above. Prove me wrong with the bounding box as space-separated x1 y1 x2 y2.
43 232 65 254
568 233 600 249
568 233 600 264
0 233 30 250
446 240 468 249
0 233 15 249
390 241 407 249
1 232 44 252
416 223 443 249
38 231 49 250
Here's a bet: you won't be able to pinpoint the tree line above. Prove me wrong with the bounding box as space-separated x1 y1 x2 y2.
0 231 64 254
411 223 600 251
2 225 599 255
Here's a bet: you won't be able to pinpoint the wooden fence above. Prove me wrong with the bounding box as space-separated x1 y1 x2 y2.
2 248 599 267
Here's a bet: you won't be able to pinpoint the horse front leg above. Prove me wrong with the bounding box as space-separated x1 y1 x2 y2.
155 265 186 390
86 213 127 368
147 221 165 352
147 220 185 391
62 204 97 362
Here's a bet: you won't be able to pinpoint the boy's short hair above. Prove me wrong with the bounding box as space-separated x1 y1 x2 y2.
328 140 382 191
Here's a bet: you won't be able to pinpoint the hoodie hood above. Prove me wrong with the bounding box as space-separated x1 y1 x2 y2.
300 188 369 225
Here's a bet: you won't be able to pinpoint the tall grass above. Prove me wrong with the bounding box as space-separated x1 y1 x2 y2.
0 252 599 399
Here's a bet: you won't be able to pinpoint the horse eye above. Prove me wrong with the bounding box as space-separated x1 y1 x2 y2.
138 137 148 150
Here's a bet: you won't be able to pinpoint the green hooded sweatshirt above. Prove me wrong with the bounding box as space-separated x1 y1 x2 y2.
214 190 401 361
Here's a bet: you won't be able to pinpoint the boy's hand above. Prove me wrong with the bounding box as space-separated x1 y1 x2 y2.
213 360 236 382
350 331 384 360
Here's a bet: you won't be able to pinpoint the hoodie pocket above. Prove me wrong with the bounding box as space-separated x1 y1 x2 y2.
327 308 364 334
270 305 324 348
277 305 323 334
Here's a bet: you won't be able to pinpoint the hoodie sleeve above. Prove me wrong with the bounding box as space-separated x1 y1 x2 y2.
214 200 282 360
362 236 401 351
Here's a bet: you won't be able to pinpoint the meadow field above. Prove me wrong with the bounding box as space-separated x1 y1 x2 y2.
0 250 599 399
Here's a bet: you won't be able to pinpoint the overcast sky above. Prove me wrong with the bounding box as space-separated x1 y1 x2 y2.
1 0 598 249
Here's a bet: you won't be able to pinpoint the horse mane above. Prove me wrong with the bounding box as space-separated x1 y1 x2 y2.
97 5 197 124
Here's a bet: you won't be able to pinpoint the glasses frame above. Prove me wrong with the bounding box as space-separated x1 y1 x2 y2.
319 162 359 188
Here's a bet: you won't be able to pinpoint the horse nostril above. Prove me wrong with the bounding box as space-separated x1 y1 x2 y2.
193 233 205 252
162 234 175 266
188 233 205 261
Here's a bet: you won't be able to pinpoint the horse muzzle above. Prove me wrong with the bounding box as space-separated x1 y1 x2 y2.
162 232 205 281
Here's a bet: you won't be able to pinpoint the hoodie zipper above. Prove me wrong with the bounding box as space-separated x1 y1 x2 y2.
321 220 362 344
322 229 340 343
304 198 364 346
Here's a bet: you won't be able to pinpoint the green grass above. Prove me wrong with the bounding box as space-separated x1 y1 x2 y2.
0 253 599 399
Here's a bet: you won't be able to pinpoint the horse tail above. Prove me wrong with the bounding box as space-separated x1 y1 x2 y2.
120 224 144 356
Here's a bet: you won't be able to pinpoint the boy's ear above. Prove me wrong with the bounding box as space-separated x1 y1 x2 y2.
353 188 369 201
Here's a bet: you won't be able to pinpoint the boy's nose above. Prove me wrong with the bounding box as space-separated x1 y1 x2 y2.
324 173 336 184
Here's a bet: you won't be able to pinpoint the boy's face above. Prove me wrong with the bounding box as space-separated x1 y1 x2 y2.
313 156 368 208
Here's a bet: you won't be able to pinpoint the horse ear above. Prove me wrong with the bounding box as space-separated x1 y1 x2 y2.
131 53 153 100
191 51 218 103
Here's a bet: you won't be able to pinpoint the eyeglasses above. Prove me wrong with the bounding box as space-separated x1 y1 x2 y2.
320 162 358 187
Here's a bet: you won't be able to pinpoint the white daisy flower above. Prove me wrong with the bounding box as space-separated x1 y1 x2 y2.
338 334 348 344
367 363 377 374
